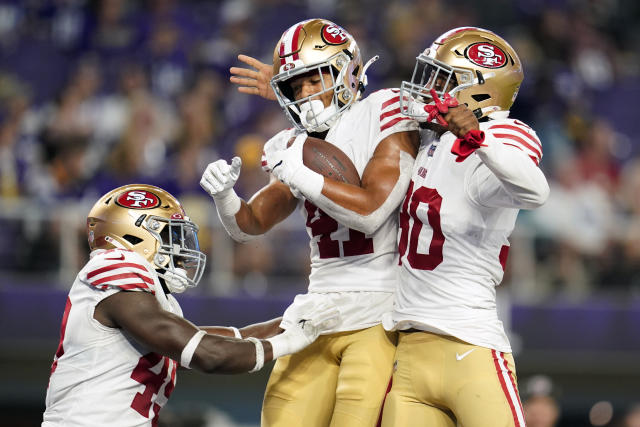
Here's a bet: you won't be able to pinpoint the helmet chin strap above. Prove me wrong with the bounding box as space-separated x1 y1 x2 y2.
162 267 189 293
299 100 338 132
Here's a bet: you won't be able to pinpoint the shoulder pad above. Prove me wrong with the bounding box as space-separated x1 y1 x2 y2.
82 249 157 294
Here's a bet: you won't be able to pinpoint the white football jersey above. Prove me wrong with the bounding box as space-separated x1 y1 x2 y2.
389 113 544 352
43 249 182 427
264 89 418 295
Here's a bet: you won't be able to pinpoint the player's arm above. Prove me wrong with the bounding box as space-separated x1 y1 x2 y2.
200 317 284 339
94 291 335 373
442 104 549 209
267 130 419 234
200 158 298 241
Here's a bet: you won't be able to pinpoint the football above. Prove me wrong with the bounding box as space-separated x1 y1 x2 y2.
297 136 361 186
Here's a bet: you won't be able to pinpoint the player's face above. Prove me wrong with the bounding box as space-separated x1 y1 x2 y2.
422 68 458 98
289 71 334 107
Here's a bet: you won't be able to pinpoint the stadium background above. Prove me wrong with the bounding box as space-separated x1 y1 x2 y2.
0 0 639 426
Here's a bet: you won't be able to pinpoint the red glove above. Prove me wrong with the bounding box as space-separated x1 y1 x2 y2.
423 89 459 126
450 129 486 162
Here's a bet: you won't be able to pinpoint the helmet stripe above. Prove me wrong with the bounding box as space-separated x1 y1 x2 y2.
280 23 304 66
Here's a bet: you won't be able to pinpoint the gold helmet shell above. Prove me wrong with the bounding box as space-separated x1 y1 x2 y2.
270 19 364 132
87 184 206 290
401 27 523 119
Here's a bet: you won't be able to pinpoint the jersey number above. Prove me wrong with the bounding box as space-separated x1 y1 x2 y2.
398 181 445 270
305 201 373 258
130 353 176 424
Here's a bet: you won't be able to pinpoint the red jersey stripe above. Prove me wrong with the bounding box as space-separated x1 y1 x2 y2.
493 133 542 159
489 124 542 149
502 143 540 165
380 116 411 132
91 272 153 287
380 107 401 120
381 96 400 110
87 262 149 279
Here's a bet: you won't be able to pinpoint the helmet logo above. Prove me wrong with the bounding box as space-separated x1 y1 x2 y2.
283 63 296 71
116 190 161 209
171 213 184 219
465 42 507 68
321 24 349 45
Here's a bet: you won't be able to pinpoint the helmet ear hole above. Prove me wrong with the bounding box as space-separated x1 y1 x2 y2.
123 234 143 245
471 94 491 102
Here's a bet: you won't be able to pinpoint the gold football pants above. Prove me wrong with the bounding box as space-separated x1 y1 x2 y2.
381 331 525 427
262 324 397 427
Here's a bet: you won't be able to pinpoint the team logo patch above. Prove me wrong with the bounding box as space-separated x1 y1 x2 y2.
116 190 161 209
321 24 349 45
465 42 507 68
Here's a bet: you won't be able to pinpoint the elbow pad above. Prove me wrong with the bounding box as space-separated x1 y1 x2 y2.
311 151 414 234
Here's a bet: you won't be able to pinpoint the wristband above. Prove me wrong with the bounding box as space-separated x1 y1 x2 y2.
246 337 264 373
266 333 288 360
292 166 324 201
180 330 206 369
213 188 242 217
229 326 242 339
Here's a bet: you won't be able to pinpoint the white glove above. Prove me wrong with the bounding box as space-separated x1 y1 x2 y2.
264 133 324 200
200 157 242 200
267 301 341 359
200 157 243 218
263 133 306 184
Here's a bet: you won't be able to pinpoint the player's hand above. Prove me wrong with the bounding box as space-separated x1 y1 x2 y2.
264 134 306 187
229 54 277 101
200 157 242 200
267 301 341 358
443 103 480 139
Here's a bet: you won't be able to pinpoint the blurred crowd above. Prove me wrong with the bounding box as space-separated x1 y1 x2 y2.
1 0 640 299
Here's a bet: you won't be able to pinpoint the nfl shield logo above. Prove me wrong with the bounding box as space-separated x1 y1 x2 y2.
427 144 437 157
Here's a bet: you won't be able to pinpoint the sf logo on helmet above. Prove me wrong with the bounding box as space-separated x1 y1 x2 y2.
466 42 507 68
116 190 161 209
321 24 348 45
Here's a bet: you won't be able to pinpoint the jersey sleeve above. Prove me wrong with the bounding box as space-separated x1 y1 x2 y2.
468 119 549 209
81 250 157 294
368 89 419 144
485 119 543 165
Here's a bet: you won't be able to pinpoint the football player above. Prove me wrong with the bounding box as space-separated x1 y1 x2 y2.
380 27 550 427
42 184 339 427
201 19 419 427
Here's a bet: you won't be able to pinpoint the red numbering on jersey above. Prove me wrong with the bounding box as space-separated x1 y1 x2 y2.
304 201 373 258
50 297 72 378
398 181 445 270
130 353 177 424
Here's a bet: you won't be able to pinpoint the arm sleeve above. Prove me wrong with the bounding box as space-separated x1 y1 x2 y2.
302 89 418 234
466 121 549 209
310 150 414 234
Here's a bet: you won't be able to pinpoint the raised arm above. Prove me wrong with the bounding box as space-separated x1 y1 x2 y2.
200 157 298 241
229 54 276 101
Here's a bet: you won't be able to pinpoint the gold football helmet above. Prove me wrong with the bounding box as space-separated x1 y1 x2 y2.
87 184 206 292
400 27 523 119
270 19 369 132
